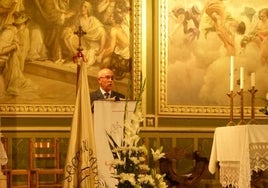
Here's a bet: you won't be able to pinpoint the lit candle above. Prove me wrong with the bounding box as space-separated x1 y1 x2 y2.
230 56 234 91
240 67 244 89
251 72 255 87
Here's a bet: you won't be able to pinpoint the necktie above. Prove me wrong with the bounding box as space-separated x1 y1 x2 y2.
104 92 109 99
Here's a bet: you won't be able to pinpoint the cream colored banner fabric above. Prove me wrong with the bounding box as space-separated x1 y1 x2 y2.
0 139 7 166
63 61 102 188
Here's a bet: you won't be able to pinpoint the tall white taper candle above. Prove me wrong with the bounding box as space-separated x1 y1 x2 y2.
240 67 244 89
251 72 255 87
230 56 234 91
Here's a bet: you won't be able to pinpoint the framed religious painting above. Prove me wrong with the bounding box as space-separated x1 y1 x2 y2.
157 0 268 117
0 0 143 116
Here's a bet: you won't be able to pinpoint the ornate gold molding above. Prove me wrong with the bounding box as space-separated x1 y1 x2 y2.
132 0 143 99
0 104 74 117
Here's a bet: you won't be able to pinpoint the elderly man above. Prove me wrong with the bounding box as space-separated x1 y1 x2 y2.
90 68 125 106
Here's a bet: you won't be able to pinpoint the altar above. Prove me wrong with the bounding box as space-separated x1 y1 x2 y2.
209 125 268 188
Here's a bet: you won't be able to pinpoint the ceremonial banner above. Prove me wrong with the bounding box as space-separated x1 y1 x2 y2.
0 134 8 167
94 100 136 188
63 60 102 188
0 135 7 188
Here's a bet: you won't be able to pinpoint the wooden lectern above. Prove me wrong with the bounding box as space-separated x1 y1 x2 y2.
93 100 136 187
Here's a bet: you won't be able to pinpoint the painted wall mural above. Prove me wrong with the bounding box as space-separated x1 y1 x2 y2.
159 0 268 115
0 0 133 106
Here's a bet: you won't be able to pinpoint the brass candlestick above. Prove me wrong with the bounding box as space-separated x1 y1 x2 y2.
226 91 236 126
237 89 246 125
247 87 258 124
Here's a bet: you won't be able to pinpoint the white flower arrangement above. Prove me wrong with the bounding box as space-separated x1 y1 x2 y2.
107 80 167 188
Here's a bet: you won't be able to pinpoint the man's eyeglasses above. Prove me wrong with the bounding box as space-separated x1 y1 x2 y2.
99 75 114 80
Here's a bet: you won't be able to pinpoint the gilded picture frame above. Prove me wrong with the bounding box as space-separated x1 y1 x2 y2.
158 0 268 117
0 0 143 117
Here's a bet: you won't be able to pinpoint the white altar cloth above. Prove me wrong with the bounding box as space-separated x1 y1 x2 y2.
209 125 268 188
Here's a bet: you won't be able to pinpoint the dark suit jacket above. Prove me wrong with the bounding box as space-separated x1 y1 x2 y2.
90 89 125 111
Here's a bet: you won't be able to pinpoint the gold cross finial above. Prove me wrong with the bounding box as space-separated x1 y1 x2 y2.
74 26 86 51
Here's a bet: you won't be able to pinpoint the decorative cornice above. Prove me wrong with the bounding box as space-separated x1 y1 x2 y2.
0 104 74 117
